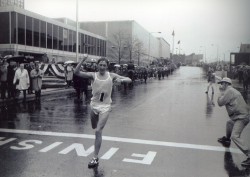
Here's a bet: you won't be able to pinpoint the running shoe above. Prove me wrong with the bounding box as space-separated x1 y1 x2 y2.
242 158 250 166
218 136 231 147
88 157 99 168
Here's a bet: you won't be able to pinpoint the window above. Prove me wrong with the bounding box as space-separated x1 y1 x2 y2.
26 16 32 46
11 12 16 44
93 38 96 55
85 35 89 54
73 31 76 52
104 41 106 57
68 30 73 52
59 27 63 50
17 13 25 45
33 18 40 47
80 33 85 54
40 21 46 48
63 28 68 51
53 25 58 50
89 36 93 55
97 39 100 56
0 12 10 44
47 23 52 49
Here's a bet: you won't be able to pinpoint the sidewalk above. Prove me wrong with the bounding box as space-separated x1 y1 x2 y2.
0 87 75 106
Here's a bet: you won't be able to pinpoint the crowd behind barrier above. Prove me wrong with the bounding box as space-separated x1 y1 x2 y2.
203 62 250 93
0 56 179 103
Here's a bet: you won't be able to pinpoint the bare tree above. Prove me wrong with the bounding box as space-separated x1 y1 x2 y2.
133 38 145 66
123 37 145 65
108 30 128 64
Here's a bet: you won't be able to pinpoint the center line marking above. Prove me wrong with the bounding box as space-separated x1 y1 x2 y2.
0 128 241 154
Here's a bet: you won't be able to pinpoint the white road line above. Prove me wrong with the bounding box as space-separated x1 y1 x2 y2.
0 128 241 154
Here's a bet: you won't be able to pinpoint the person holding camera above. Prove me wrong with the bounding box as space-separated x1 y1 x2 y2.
217 77 250 166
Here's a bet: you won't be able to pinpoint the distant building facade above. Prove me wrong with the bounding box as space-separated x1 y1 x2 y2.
185 53 203 66
0 6 106 62
80 20 170 65
231 44 250 66
0 0 24 9
240 44 250 53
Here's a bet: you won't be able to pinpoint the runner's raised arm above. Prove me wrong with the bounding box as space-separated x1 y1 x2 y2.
74 56 94 79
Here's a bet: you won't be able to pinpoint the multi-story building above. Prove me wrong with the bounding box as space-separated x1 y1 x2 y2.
0 6 106 62
80 20 170 66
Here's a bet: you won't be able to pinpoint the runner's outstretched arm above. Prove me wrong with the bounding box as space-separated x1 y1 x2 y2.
74 56 94 79
111 73 132 84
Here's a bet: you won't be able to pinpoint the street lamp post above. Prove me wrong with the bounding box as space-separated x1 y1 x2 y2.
76 0 79 62
200 46 206 63
148 32 161 62
211 44 219 63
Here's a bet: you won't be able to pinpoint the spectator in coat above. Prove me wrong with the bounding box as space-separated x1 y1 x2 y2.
0 60 8 99
27 62 35 94
30 62 43 101
242 66 249 92
13 63 30 102
7 62 17 99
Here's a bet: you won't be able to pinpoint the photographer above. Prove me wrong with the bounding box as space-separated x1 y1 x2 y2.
217 77 250 167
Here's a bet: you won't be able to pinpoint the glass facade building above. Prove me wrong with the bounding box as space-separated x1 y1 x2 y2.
0 8 106 60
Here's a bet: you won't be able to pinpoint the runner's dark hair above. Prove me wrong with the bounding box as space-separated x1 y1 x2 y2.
97 57 109 66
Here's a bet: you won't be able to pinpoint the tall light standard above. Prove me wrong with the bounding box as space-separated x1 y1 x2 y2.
148 31 161 62
211 44 219 63
200 46 206 63
76 0 79 62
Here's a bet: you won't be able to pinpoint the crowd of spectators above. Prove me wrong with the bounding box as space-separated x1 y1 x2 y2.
0 59 43 102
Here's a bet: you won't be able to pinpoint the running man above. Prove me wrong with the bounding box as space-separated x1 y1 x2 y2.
74 56 132 168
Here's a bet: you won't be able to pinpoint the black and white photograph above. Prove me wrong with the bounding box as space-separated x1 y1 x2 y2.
0 0 250 176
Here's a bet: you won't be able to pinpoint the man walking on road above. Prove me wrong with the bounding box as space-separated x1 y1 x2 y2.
74 56 132 168
217 77 250 166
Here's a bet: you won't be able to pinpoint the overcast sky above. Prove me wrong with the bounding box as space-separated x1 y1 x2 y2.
25 0 250 62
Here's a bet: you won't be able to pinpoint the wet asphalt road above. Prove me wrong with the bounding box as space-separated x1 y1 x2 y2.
1 66 250 177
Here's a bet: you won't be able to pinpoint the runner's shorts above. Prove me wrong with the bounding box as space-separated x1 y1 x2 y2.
90 102 111 115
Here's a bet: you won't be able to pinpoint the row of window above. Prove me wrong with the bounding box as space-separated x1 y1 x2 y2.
0 12 106 57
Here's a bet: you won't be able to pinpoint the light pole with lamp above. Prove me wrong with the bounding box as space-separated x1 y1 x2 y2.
211 44 219 63
200 46 207 63
148 32 161 63
75 0 79 62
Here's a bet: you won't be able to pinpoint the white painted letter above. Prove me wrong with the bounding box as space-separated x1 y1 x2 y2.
101 148 119 160
59 143 94 157
39 142 63 152
0 137 17 146
123 151 157 165
10 140 42 150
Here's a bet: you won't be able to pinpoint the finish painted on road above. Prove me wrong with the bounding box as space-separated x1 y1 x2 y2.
0 128 241 154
